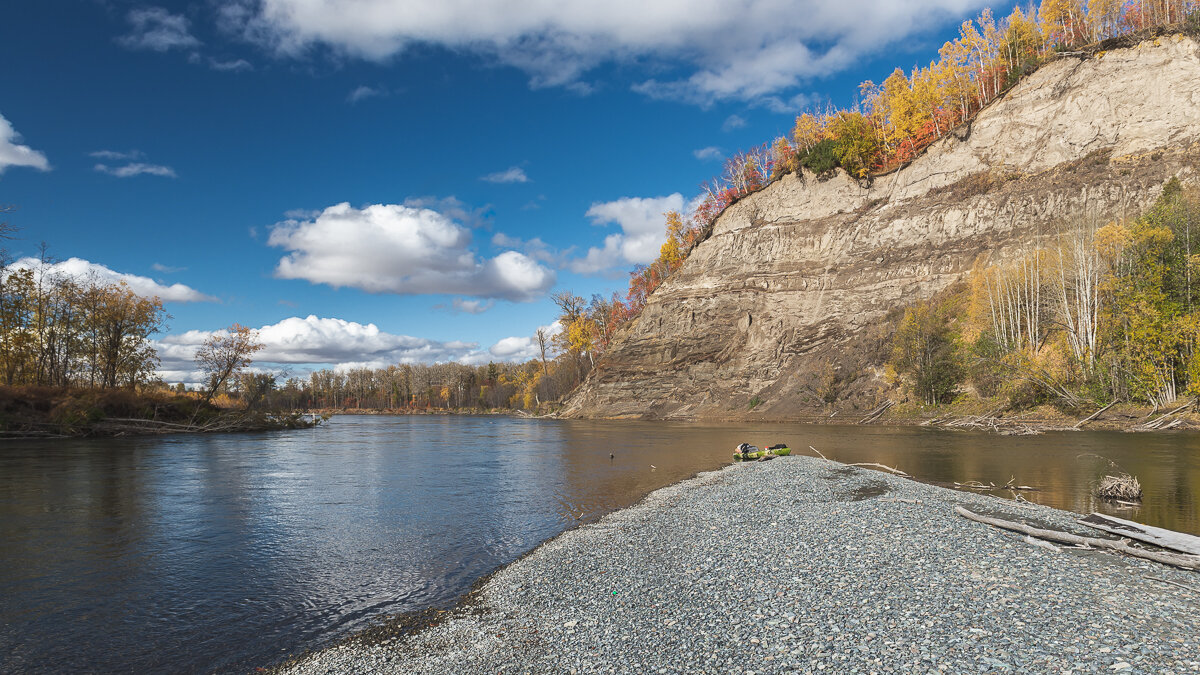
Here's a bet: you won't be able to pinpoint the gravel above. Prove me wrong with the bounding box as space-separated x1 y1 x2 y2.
278 456 1200 674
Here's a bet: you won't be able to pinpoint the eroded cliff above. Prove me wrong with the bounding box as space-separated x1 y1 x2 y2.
564 34 1200 420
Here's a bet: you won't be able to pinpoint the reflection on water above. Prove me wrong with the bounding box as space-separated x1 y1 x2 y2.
0 417 1197 672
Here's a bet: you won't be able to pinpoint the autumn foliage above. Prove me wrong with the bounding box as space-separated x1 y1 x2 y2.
600 0 1200 342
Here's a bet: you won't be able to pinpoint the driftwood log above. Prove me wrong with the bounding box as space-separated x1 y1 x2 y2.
1075 401 1117 428
1079 513 1200 556
1130 400 1194 431
955 506 1200 571
858 400 894 425
850 462 909 477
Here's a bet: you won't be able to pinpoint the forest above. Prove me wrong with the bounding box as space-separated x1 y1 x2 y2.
889 179 1200 412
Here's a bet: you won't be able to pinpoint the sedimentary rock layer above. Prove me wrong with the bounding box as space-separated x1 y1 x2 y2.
565 34 1200 419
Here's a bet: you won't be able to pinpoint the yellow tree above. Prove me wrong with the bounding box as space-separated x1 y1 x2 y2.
0 267 35 385
825 111 880 178
659 211 685 271
1000 6 1044 81
1087 0 1125 39
90 282 165 389
196 323 264 403
791 112 824 153
1039 0 1085 45
937 37 974 122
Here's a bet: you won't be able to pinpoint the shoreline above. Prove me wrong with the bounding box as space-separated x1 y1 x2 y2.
311 402 1200 434
273 456 1199 674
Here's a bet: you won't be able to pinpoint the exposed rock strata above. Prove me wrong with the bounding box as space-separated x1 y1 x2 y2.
565 35 1200 420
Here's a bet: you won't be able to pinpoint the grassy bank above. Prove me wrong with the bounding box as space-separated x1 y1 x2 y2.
0 385 321 438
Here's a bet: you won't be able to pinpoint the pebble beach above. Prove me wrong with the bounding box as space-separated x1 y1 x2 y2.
278 455 1200 674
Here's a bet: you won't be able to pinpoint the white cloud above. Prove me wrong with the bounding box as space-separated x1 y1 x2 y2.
487 322 561 360
268 201 555 301
154 315 557 382
452 298 494 314
693 146 723 161
90 149 143 161
6 257 216 303
722 114 747 131
119 7 202 52
0 114 50 175
188 54 254 71
94 162 177 178
151 262 185 273
490 232 561 265
569 193 684 275
216 0 986 106
347 85 383 103
481 166 529 184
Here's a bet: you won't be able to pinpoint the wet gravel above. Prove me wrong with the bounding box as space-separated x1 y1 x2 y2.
278 456 1200 674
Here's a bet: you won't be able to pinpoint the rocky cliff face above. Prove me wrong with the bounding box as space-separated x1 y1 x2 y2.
564 34 1200 420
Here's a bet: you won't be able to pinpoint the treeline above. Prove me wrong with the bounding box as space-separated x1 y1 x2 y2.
888 178 1200 409
267 291 608 412
583 0 1200 351
0 257 165 389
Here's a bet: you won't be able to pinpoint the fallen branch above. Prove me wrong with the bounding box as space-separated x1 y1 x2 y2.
1130 400 1194 431
850 462 909 477
858 400 894 425
807 445 828 460
1075 401 1117 428
1024 535 1060 552
1144 576 1200 595
954 480 996 490
955 506 1200 571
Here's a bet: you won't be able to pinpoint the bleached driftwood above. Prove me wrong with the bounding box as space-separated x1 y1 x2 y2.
858 400 894 425
850 462 909 477
1130 400 1194 431
1079 513 1200 556
955 506 1200 571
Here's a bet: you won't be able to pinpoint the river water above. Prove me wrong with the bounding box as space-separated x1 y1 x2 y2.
1 416 1197 672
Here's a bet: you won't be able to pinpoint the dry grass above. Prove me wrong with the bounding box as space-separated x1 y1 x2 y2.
1094 473 1143 501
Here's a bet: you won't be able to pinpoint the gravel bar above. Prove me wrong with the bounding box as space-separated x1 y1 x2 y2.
279 456 1200 674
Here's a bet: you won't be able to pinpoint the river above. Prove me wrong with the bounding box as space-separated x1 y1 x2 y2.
1 416 1197 672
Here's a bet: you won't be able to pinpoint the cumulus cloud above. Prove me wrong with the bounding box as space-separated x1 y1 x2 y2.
215 0 986 106
6 257 216 303
490 232 561 265
267 201 555 301
693 146 723 161
569 193 684 275
0 114 50 175
119 7 202 52
722 114 747 131
154 315 556 382
486 321 561 361
481 166 529 184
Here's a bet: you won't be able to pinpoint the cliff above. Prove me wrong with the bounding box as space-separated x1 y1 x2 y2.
564 33 1200 420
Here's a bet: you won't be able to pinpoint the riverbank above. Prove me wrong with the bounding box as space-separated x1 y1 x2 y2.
0 385 321 438
311 399 1200 435
275 455 1199 674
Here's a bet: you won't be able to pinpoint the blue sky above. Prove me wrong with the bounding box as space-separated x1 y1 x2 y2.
1 0 1005 383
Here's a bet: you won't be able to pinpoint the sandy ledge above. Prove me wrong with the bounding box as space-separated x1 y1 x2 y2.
277 456 1199 674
